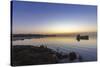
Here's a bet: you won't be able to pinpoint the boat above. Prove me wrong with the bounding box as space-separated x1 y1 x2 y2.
76 34 89 41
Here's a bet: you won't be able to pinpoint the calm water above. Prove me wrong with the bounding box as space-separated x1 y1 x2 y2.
12 36 97 61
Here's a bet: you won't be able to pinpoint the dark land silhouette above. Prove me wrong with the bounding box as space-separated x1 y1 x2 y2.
11 45 82 66
12 34 90 41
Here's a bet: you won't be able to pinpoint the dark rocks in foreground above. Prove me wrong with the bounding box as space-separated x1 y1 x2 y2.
11 45 81 66
69 52 77 61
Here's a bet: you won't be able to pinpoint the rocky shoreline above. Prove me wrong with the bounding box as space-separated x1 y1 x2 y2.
11 45 82 66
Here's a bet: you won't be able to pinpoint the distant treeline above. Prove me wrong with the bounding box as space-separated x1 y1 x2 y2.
12 32 97 38
12 34 57 37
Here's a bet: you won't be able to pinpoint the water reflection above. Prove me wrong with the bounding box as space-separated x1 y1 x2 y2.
12 36 97 61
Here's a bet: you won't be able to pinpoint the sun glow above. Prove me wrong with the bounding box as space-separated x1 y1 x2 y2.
42 22 97 34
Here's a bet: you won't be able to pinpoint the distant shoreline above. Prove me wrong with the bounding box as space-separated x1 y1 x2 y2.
12 34 75 41
12 33 97 41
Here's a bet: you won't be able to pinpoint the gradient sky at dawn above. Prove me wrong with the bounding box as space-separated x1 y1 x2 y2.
12 1 97 34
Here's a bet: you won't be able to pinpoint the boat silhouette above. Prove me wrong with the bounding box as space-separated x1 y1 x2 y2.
76 34 89 41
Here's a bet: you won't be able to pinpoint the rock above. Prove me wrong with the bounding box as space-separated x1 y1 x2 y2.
11 45 80 66
68 52 77 61
11 45 58 66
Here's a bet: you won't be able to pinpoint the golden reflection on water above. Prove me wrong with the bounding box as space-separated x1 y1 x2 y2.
31 37 76 43
13 36 96 47
31 37 96 44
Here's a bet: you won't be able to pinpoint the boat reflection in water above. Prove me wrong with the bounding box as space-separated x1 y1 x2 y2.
76 34 89 41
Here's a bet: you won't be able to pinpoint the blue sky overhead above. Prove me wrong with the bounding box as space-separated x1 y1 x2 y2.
12 1 97 34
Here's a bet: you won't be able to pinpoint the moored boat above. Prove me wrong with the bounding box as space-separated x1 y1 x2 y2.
76 34 89 41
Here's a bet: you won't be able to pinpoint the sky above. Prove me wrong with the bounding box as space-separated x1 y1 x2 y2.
12 1 97 34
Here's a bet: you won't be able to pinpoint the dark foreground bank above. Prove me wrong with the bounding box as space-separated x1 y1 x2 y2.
11 45 82 66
